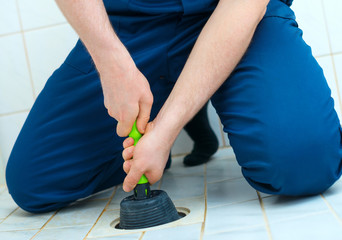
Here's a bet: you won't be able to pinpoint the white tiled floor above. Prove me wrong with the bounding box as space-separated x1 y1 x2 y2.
1 149 342 239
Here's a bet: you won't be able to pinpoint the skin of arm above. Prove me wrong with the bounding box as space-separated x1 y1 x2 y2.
55 0 153 136
122 0 270 192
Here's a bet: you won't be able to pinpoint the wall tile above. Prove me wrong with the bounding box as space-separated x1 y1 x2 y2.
24 24 78 96
0 150 5 186
291 0 330 57
0 0 21 35
0 112 28 167
334 55 342 110
316 56 342 120
323 0 342 53
0 34 34 114
17 0 66 30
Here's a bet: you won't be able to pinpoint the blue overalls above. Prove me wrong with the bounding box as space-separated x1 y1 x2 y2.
6 0 342 213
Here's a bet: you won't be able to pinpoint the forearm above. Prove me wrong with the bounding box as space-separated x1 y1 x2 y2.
55 0 133 72
153 0 268 144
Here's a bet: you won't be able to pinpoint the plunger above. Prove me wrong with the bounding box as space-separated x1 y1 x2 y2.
119 122 180 229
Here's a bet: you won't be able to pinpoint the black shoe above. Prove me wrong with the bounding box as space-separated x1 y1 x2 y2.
183 102 219 167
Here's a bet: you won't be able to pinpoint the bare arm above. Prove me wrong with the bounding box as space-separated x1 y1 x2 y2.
123 0 269 191
55 0 153 136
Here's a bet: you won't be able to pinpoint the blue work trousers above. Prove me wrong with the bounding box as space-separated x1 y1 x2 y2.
6 0 342 212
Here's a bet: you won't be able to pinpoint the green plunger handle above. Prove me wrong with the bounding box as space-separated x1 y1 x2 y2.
129 121 149 185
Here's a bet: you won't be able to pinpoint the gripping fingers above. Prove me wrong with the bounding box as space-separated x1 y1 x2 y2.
123 160 132 174
122 146 134 161
123 166 144 192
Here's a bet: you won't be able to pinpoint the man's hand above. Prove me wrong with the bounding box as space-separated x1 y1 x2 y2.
121 122 171 192
98 60 153 137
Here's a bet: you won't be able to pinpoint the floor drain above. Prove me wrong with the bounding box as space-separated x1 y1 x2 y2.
111 207 190 230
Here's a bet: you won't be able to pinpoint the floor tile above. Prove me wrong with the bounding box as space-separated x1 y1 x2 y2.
0 208 54 231
323 0 342 53
262 195 329 223
142 223 202 240
24 24 78 96
0 112 28 167
292 0 330 57
87 209 140 238
205 200 264 235
206 157 242 183
0 190 18 220
0 229 38 240
323 179 342 220
210 147 235 160
160 174 204 200
203 226 269 240
165 156 204 177
0 0 21 35
316 56 342 120
79 187 115 201
207 178 258 208
87 233 142 240
34 225 92 240
44 199 108 229
270 211 342 240
0 34 33 114
17 0 66 30
89 197 204 238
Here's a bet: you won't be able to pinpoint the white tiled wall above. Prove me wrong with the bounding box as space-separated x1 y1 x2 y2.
0 0 341 187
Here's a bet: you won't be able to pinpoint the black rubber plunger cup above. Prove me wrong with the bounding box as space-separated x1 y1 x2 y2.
119 122 180 229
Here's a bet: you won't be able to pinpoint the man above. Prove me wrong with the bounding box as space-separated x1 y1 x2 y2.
6 0 342 213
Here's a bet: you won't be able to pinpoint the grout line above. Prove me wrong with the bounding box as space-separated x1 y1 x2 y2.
15 0 36 100
207 197 260 210
22 22 69 34
332 52 342 57
321 0 342 117
207 176 244 185
0 31 21 38
320 194 342 225
83 186 118 240
199 164 207 240
0 23 68 39
138 231 146 240
30 210 60 239
257 191 273 240
0 207 19 224
0 109 30 117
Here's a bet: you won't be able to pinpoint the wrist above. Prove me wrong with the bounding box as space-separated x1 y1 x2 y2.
89 35 134 74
